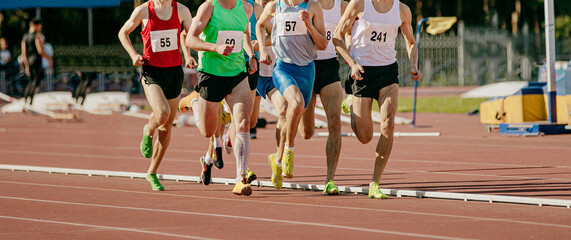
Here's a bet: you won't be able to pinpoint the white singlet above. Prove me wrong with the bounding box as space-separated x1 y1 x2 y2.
316 0 341 60
349 0 401 66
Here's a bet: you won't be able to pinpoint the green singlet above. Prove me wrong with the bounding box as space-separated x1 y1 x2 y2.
198 0 248 77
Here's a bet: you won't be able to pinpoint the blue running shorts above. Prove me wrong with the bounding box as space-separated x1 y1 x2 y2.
272 59 315 108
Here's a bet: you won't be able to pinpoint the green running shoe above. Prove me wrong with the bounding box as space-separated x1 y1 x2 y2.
140 125 153 158
368 182 387 199
268 153 282 189
244 168 257 184
146 173 164 191
282 149 294 178
341 95 353 114
323 180 340 195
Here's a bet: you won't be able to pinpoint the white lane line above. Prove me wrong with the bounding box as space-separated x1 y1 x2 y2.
0 215 213 240
0 196 465 240
3 148 570 182
2 180 571 230
2 141 571 169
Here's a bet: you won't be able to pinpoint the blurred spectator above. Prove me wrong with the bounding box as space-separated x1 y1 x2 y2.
21 18 52 105
0 37 11 71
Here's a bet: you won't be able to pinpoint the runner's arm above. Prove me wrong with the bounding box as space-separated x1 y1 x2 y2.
35 33 52 67
305 1 327 50
179 5 198 68
333 0 361 68
333 0 364 80
243 1 258 73
186 1 234 56
399 3 421 81
256 2 276 64
118 5 146 66
250 2 265 51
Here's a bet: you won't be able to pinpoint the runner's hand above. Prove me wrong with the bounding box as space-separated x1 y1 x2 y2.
185 56 198 69
132 54 144 66
351 63 365 81
411 67 422 81
248 57 258 74
216 44 234 56
260 50 272 65
251 40 259 52
300 10 311 28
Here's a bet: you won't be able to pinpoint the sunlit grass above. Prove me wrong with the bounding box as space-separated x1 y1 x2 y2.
369 96 488 113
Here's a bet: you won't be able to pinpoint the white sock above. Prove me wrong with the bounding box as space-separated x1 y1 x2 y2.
191 99 200 128
204 151 214 165
285 145 294 152
233 132 250 178
214 137 222 148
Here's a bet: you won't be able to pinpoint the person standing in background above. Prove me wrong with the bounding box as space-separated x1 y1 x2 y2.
21 18 52 105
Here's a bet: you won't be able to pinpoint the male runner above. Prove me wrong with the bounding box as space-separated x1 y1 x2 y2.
21 18 52 105
118 0 196 191
186 0 258 195
297 0 348 195
223 0 264 152
333 0 422 198
178 91 228 185
256 0 327 189
255 0 287 148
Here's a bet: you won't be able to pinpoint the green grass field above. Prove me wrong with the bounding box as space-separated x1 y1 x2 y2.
397 96 487 113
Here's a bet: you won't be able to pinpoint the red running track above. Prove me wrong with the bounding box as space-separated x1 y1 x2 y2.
1 97 571 239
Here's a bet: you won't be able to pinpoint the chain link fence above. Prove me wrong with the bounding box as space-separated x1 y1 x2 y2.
2 25 570 97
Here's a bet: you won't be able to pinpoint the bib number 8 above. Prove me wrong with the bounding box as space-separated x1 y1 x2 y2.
326 31 332 41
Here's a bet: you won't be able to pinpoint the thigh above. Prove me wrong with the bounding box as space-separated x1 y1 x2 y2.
141 79 170 114
226 76 253 123
319 82 343 119
377 83 399 123
352 96 374 133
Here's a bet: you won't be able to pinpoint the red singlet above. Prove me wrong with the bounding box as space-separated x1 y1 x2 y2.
140 1 182 68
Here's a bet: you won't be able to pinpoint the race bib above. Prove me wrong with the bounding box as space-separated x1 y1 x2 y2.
324 23 336 42
276 12 307 36
149 29 178 53
365 23 397 48
216 30 244 54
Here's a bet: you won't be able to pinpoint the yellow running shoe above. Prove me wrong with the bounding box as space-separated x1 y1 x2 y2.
323 180 339 195
268 153 282 189
341 94 353 114
282 149 294 178
368 182 388 199
244 168 257 184
232 179 252 196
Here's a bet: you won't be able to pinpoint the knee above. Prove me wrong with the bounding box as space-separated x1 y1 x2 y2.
356 132 373 144
327 114 342 133
200 127 215 138
381 116 395 132
154 108 171 125
249 117 258 129
300 127 314 139
290 101 305 116
234 117 250 132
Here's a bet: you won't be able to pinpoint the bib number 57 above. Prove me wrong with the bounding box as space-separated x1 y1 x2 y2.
285 21 297 32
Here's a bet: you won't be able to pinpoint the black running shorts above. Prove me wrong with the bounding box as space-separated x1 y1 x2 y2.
314 57 341 94
141 65 183 100
245 60 259 91
345 62 399 100
195 71 248 102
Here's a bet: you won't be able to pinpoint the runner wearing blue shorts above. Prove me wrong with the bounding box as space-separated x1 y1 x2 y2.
256 0 327 189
